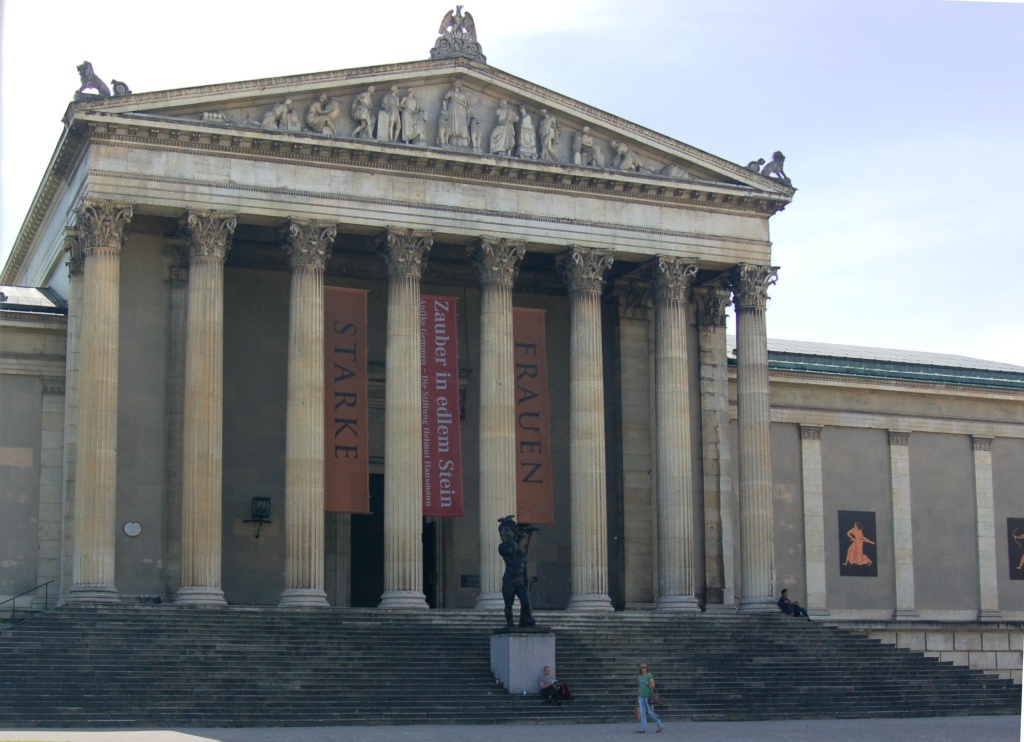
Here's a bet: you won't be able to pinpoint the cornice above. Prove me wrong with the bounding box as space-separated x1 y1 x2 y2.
757 367 1024 400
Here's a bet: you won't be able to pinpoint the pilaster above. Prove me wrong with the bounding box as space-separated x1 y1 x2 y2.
799 425 829 616
163 239 189 598
34 377 65 609
888 430 918 619
60 230 85 601
971 436 1000 620
557 246 614 611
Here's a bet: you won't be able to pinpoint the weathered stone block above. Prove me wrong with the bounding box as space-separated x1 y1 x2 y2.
995 651 1022 670
926 632 954 651
982 633 1009 651
896 632 926 651
967 651 996 671
954 633 982 651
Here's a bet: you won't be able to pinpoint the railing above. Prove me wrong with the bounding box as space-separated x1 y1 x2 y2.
0 580 55 629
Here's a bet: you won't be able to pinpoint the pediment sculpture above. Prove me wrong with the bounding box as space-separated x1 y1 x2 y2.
431 6 486 63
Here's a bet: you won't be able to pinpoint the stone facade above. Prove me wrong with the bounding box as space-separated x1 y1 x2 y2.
0 36 1021 682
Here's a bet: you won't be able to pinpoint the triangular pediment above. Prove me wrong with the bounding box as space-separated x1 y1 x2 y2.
67 58 793 198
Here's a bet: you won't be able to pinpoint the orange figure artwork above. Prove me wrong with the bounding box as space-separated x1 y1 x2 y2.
1014 529 1024 572
843 521 876 567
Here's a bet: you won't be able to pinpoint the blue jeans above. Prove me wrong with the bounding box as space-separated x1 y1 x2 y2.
639 695 662 731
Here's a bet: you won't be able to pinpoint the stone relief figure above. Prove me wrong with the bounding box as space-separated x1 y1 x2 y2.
609 140 643 172
400 89 428 145
377 85 402 143
351 86 376 139
489 100 519 157
497 515 537 629
261 99 295 130
76 61 111 97
516 105 538 159
572 126 604 168
538 109 559 163
306 93 343 136
760 151 791 185
469 112 483 152
442 81 471 147
747 158 765 172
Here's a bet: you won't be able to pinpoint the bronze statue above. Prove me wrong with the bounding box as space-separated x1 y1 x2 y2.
498 515 537 629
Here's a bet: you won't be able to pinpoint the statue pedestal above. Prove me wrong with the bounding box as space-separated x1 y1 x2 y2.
490 628 555 695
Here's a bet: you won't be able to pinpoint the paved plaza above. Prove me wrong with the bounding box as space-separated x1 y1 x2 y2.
0 715 1021 742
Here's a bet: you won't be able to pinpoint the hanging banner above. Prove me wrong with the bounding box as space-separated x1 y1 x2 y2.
324 287 370 513
513 308 555 525
421 295 465 518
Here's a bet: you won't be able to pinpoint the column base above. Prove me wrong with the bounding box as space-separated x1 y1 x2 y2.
655 595 701 612
704 603 737 615
279 588 329 609
738 596 777 613
175 586 227 607
894 608 919 621
378 590 429 610
978 609 1003 621
807 608 831 619
566 593 614 612
475 592 505 611
65 584 120 604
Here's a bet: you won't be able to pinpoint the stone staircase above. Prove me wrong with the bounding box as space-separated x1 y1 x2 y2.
0 606 1019 728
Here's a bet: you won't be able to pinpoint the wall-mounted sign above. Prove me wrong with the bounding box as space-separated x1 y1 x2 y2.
123 522 142 537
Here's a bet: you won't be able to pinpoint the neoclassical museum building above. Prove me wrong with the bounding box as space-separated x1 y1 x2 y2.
2 14 1022 669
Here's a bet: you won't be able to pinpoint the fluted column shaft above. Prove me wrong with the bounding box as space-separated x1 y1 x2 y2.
729 264 778 613
176 211 235 606
280 219 336 608
60 235 85 600
67 200 132 604
648 257 700 611
694 287 734 608
471 239 525 610
971 437 1000 620
378 229 432 609
558 246 614 611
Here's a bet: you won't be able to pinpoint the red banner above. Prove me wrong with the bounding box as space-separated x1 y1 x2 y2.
421 296 464 518
324 287 370 513
513 308 555 524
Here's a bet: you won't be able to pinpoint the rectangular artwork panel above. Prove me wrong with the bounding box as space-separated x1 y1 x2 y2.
512 308 555 525
421 295 464 518
838 510 878 577
324 287 370 513
1008 517 1024 581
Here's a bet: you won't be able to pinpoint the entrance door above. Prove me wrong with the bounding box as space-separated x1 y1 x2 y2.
423 520 438 609
349 473 384 607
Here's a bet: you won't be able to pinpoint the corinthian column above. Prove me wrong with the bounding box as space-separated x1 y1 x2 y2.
377 228 432 609
279 218 336 609
60 232 86 600
176 211 235 606
557 246 614 612
66 199 132 604
469 238 525 610
694 286 734 608
647 257 700 612
727 264 779 613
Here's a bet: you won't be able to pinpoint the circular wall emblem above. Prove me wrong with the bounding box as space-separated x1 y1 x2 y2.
123 521 142 537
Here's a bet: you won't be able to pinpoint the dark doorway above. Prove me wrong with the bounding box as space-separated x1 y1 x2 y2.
350 473 385 607
423 520 438 609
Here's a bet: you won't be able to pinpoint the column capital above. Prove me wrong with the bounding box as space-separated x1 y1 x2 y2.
283 218 337 271
613 280 651 320
889 430 911 447
74 199 133 255
469 238 525 287
557 245 613 295
183 210 236 261
64 229 84 277
40 376 66 396
646 256 698 304
693 286 731 328
726 264 779 312
166 238 190 284
378 228 433 279
971 436 993 452
800 425 822 441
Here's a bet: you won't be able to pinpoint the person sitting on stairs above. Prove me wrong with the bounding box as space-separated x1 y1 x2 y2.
778 588 811 620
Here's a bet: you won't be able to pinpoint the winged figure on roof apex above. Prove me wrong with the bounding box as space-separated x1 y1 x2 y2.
431 6 486 62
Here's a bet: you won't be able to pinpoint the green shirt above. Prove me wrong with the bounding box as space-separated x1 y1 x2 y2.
637 672 654 698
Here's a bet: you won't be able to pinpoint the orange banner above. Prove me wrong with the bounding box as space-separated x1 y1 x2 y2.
513 308 555 524
324 287 370 513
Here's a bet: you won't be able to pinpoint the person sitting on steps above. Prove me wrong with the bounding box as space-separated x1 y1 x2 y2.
778 588 811 620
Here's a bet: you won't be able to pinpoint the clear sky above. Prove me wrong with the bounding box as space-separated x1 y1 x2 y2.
2 0 1022 365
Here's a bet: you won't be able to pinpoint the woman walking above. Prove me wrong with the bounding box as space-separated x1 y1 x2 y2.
636 662 663 733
